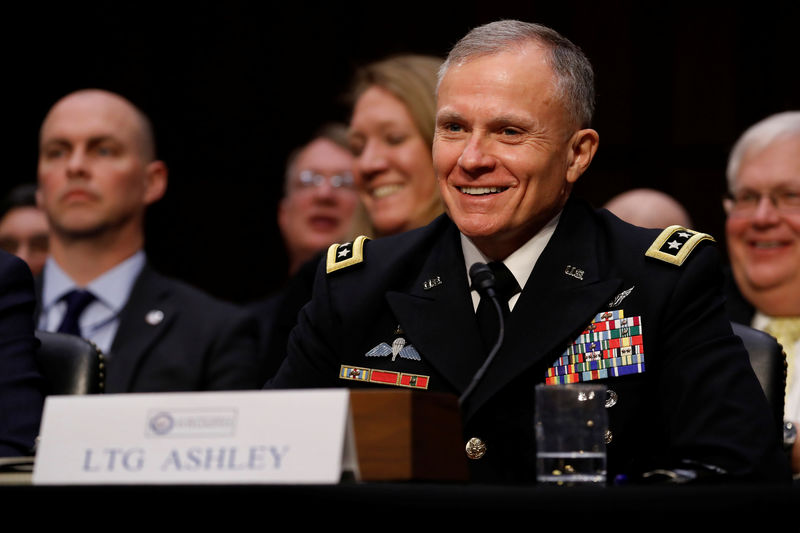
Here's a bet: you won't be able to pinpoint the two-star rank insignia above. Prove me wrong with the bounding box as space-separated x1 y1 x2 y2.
645 225 714 266
326 235 369 273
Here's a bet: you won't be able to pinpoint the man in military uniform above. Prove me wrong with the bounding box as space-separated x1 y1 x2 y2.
267 20 789 483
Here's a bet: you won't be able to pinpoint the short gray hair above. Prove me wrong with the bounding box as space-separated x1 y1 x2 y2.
438 19 595 128
726 111 800 191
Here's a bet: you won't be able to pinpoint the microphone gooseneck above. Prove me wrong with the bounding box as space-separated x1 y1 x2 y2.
460 262 506 406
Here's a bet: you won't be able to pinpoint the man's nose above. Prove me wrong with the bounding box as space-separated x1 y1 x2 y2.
751 194 781 226
66 148 89 177
457 134 495 174
312 178 336 200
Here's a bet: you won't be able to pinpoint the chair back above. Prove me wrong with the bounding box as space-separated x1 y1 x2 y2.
732 322 786 428
34 330 105 395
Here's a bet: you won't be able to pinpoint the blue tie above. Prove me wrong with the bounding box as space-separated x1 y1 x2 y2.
56 289 96 337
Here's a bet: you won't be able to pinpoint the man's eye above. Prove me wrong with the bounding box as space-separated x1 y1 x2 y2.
442 123 463 133
736 192 759 205
44 148 65 159
779 190 800 206
96 145 115 156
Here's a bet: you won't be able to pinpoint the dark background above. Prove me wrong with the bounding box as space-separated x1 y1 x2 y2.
6 1 800 304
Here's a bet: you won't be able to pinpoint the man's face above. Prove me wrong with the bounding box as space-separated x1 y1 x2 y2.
278 138 359 264
37 91 165 241
433 44 597 259
0 206 49 276
726 135 800 305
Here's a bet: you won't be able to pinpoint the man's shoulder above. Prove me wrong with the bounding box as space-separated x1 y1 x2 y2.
594 205 717 269
133 265 245 316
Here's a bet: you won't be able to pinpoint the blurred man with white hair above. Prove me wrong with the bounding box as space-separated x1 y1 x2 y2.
723 111 800 474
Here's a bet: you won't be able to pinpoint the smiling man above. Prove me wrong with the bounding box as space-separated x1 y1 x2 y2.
268 20 788 484
722 111 800 474
35 89 260 392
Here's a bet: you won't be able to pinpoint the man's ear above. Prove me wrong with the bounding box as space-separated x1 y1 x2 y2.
143 160 168 205
565 128 599 184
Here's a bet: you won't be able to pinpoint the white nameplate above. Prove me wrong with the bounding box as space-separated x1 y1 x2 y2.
33 389 358 485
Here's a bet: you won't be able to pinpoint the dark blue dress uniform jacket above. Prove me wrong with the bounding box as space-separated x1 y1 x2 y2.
268 198 790 483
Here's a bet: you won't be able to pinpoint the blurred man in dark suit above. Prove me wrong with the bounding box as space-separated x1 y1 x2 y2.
251 124 363 382
35 89 260 392
0 250 45 457
268 20 789 484
723 111 800 474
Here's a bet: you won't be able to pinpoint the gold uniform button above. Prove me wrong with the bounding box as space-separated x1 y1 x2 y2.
465 437 487 460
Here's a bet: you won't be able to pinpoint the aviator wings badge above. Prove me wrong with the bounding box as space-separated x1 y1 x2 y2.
365 327 421 362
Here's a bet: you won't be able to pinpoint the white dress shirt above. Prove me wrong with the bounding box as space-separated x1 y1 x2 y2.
460 212 561 312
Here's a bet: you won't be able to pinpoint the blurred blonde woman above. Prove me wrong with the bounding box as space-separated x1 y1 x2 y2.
348 54 444 237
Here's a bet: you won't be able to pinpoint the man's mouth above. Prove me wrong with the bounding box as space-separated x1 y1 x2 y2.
750 241 788 249
308 215 340 230
371 184 404 199
458 186 508 195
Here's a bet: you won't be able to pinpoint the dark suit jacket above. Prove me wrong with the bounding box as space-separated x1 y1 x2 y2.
38 263 261 393
250 251 321 384
269 198 789 483
0 251 45 456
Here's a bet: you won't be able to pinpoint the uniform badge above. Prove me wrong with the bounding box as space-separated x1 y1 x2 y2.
545 309 646 385
339 365 429 389
423 276 442 290
608 286 634 308
365 326 421 361
326 235 369 273
645 226 714 266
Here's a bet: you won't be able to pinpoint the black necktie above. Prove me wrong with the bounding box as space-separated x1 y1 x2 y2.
476 261 521 349
56 289 96 337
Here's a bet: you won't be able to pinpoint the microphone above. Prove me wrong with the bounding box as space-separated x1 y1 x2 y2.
460 262 506 406
469 262 497 299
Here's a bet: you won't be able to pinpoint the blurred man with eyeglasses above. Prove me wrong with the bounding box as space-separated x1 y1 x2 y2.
252 124 364 382
723 111 800 475
277 123 363 276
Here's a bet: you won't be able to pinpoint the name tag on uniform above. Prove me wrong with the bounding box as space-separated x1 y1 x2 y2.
545 310 646 384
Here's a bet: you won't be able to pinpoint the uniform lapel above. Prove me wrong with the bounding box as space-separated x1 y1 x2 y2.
385 220 487 393
106 265 176 392
462 199 623 419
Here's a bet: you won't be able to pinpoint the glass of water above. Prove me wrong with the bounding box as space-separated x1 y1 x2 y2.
535 384 608 485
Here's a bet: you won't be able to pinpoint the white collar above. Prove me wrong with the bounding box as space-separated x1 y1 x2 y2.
460 211 561 311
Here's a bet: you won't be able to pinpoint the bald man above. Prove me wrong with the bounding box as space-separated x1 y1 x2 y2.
604 188 692 229
36 89 260 392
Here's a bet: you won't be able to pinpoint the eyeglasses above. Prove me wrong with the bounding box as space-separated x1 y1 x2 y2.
295 170 355 190
723 188 800 216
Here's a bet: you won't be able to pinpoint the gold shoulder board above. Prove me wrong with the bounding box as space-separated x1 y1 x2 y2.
326 235 370 273
645 225 715 266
